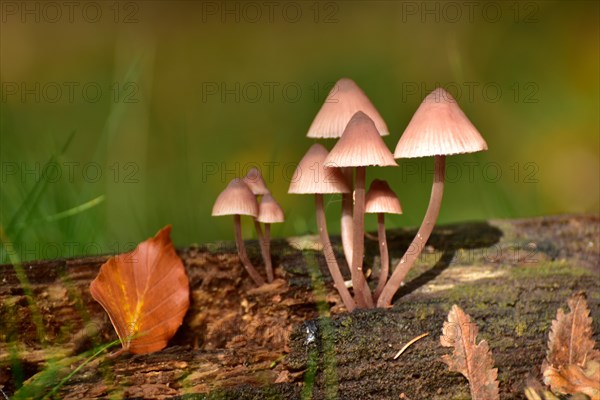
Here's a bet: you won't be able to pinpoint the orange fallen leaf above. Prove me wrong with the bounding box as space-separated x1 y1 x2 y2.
542 292 600 399
90 225 190 354
440 305 499 400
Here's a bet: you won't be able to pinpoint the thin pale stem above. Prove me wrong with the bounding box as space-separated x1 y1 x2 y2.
316 194 356 312
341 167 354 268
264 224 273 282
234 215 265 286
351 166 374 308
254 219 273 282
373 213 389 301
377 155 446 308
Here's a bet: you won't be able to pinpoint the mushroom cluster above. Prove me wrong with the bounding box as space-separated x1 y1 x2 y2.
212 169 284 286
211 79 487 308
289 79 488 309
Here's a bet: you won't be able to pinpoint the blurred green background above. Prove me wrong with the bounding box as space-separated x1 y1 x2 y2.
1 1 598 262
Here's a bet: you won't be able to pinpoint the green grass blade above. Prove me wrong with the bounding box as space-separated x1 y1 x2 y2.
42 340 120 400
5 130 76 239
41 195 105 223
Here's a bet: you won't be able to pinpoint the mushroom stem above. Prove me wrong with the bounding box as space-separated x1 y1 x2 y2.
373 213 389 301
264 223 273 282
341 167 354 268
377 155 445 308
315 194 356 312
351 166 374 308
253 219 274 282
234 215 265 286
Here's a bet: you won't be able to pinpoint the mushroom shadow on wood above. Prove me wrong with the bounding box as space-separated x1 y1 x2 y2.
363 221 503 303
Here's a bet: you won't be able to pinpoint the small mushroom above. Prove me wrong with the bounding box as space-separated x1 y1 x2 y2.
242 168 274 280
243 167 270 196
307 78 390 139
288 144 356 312
256 193 285 283
364 179 403 301
377 88 488 308
326 112 397 308
306 78 389 269
212 179 265 286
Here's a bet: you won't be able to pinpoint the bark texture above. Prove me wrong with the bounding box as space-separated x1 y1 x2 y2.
0 215 599 399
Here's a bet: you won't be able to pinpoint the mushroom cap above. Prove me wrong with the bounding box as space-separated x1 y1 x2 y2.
307 78 389 139
257 193 285 223
288 144 351 194
365 179 403 214
325 111 397 168
243 168 270 195
394 88 488 158
212 178 258 217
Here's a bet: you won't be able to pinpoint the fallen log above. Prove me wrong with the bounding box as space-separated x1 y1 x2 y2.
1 215 598 399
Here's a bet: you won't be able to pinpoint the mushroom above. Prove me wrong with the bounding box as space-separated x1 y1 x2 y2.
212 178 265 286
377 88 488 308
243 167 270 196
256 193 285 283
325 112 397 308
242 168 274 281
306 78 389 269
364 179 403 301
288 144 356 312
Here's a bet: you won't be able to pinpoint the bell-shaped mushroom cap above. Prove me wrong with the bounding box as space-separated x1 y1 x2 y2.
325 111 397 168
394 88 488 159
307 78 389 139
257 193 285 223
288 144 351 194
243 168 270 195
212 179 258 217
365 179 403 214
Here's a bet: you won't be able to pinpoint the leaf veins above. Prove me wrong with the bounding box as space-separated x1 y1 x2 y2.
440 304 499 400
90 225 190 354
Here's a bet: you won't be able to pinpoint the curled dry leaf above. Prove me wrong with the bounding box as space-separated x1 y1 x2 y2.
440 305 499 400
542 292 600 399
544 361 600 399
90 225 190 354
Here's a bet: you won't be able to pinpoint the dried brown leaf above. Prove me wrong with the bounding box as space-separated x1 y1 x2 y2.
542 292 600 399
543 361 600 400
546 292 600 368
440 305 499 400
90 226 190 354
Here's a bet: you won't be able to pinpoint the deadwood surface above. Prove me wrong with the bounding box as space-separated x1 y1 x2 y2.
1 215 599 399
